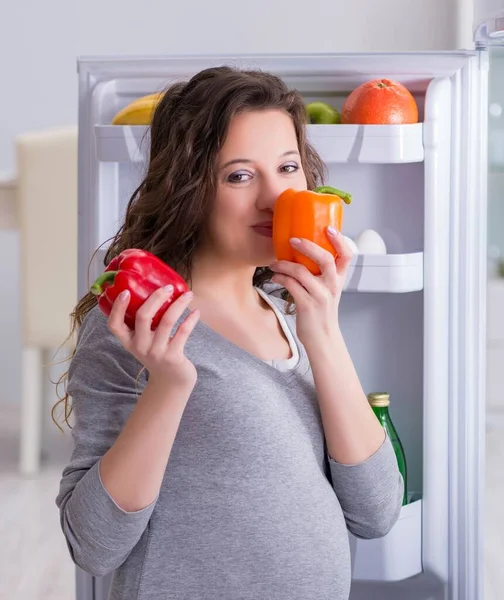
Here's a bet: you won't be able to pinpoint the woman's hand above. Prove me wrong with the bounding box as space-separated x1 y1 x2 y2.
108 285 200 391
269 226 353 348
269 228 389 467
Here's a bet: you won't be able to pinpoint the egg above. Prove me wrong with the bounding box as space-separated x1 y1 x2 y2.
343 235 359 255
354 229 387 254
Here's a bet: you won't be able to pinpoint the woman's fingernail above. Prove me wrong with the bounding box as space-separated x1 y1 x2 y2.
163 284 174 294
327 226 339 236
120 290 130 301
290 237 302 246
184 291 194 299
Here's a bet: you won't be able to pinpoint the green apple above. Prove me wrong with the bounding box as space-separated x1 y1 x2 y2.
306 101 341 124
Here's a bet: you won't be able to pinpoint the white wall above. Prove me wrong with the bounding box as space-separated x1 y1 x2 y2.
0 0 469 403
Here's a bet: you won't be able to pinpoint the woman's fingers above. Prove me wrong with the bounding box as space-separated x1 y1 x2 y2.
290 237 338 284
168 309 201 356
133 285 175 354
326 227 353 275
269 260 321 296
284 231 353 281
150 291 196 355
108 290 134 346
270 272 310 304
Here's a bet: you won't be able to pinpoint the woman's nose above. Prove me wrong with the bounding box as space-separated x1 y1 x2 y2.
255 180 285 212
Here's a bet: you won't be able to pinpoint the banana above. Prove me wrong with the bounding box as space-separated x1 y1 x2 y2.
111 93 164 125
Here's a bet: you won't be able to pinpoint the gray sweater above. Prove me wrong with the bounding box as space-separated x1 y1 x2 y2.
56 291 403 600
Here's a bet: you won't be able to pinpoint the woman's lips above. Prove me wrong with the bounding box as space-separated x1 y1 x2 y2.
251 225 273 238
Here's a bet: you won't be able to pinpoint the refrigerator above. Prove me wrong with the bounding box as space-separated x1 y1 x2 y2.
73 3 504 598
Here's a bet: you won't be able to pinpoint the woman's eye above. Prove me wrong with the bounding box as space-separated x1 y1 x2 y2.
281 163 299 173
227 171 251 184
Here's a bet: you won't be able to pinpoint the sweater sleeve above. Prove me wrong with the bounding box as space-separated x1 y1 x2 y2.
55 307 155 577
327 433 404 539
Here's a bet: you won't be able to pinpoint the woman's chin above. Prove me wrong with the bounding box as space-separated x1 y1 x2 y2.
253 249 276 269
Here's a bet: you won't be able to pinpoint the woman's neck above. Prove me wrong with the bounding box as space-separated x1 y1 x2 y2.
189 255 262 312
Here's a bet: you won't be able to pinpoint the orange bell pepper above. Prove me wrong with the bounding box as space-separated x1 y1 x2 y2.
272 185 352 275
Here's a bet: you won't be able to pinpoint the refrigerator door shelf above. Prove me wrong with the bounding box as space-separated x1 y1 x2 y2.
345 252 423 293
308 123 424 164
474 0 504 46
350 497 422 582
94 123 425 165
88 248 423 295
475 17 504 46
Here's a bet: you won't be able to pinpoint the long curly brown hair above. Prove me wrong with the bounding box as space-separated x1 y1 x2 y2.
52 65 326 429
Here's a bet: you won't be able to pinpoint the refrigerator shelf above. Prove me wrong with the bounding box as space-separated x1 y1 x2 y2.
94 123 425 164
88 249 423 295
344 252 423 293
350 497 423 582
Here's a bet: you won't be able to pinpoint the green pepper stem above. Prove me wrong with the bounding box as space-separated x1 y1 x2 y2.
314 185 353 205
90 271 118 295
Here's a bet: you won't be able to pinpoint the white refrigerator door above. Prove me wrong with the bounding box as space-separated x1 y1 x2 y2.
75 51 488 600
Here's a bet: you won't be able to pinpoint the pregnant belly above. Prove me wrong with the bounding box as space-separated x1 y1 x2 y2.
141 480 352 600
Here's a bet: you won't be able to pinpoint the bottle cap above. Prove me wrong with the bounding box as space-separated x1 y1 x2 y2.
367 392 390 407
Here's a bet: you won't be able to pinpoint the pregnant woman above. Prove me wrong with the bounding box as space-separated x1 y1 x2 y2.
55 65 403 600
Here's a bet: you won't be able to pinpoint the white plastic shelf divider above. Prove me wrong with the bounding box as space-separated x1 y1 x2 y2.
350 498 423 582
344 252 423 293
95 123 424 164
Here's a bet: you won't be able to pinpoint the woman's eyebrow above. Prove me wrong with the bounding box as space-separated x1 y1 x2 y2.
219 150 299 170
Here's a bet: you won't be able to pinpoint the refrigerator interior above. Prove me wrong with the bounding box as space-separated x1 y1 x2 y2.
76 52 487 600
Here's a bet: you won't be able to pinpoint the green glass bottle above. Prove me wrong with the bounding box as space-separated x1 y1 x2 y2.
367 392 408 506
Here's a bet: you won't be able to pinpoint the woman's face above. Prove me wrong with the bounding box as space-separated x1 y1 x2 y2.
203 109 308 268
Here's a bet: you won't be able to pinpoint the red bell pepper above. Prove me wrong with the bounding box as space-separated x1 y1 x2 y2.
90 249 189 330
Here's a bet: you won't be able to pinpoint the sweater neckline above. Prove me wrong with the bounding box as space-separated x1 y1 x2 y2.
181 291 309 379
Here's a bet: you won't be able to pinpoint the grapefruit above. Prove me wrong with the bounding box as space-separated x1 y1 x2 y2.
341 79 418 125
